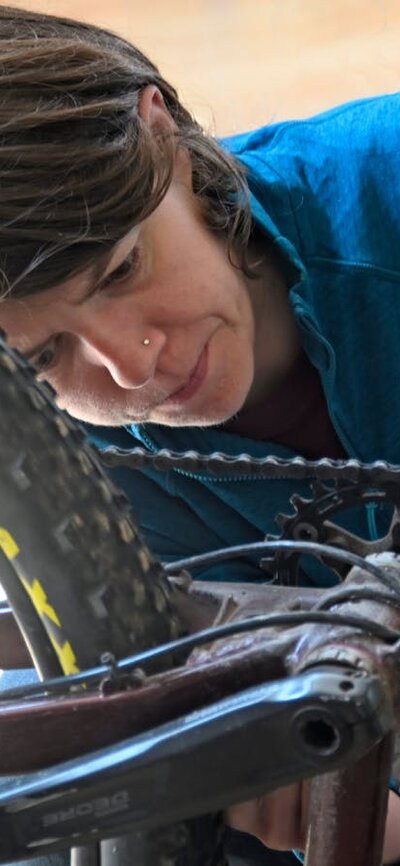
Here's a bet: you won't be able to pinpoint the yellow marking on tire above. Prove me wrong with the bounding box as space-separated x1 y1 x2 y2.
53 640 80 675
21 577 61 626
0 528 20 560
20 576 80 675
0 527 80 675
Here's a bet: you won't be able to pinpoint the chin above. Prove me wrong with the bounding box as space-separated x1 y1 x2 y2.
64 405 129 427
157 393 250 428
157 414 223 428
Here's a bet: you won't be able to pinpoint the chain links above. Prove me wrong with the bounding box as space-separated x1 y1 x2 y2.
101 446 400 485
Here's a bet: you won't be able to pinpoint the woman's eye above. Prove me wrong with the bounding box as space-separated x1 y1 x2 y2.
102 249 140 289
35 341 58 373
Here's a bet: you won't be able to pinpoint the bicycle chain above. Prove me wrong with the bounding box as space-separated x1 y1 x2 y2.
101 447 400 585
101 445 400 485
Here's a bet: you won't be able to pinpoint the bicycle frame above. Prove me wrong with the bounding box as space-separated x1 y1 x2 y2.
0 555 399 866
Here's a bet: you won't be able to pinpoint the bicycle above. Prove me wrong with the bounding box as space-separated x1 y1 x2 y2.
0 331 399 866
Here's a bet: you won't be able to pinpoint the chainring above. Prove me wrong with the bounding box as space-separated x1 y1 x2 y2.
265 478 400 585
100 444 400 588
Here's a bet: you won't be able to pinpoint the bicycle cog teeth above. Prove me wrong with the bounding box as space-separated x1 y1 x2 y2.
289 493 310 509
274 512 293 530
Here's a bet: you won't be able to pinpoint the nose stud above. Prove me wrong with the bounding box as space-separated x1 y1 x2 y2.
142 338 150 346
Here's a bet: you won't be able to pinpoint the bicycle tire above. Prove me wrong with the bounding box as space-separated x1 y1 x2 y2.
0 332 226 866
0 333 181 674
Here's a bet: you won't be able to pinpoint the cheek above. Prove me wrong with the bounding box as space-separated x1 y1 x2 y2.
53 385 81 414
55 385 106 424
158 240 235 311
49 364 93 413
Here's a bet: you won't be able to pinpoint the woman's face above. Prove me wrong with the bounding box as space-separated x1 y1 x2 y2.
0 85 299 429
0 179 264 428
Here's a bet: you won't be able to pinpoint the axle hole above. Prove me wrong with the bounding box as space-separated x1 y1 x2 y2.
299 718 340 755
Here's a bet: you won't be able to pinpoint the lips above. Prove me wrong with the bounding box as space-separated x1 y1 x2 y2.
164 344 208 405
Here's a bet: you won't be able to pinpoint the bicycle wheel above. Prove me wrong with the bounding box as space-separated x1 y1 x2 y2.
0 332 181 675
0 332 226 866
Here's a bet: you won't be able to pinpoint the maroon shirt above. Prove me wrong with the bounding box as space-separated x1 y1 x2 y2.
224 351 346 460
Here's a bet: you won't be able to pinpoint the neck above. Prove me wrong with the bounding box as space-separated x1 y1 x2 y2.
244 232 302 409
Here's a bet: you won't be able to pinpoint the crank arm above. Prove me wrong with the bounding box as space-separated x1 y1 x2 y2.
0 664 392 861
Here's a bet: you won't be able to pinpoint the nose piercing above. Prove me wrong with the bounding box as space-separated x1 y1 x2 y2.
142 338 150 346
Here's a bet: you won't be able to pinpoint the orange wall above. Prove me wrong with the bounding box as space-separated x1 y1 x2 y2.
9 0 400 132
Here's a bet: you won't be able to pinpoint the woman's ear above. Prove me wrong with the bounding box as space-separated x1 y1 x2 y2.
138 85 176 133
139 84 192 188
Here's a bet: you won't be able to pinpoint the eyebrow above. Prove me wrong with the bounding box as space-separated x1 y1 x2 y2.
74 247 117 303
74 228 140 304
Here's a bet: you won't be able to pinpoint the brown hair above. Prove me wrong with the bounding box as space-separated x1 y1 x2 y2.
0 5 253 300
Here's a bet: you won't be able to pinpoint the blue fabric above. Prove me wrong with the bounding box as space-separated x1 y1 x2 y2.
89 91 400 587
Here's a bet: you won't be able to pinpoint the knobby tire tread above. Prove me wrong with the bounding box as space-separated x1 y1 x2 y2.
0 336 180 672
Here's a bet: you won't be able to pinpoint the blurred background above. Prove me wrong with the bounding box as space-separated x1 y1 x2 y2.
9 0 400 134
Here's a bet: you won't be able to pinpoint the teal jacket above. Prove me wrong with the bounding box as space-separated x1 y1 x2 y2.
91 92 400 586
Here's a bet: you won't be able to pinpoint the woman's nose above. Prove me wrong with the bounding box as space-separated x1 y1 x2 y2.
78 322 161 389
